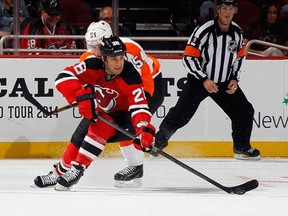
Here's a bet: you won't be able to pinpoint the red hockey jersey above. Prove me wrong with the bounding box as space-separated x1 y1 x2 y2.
20 18 76 54
55 57 152 127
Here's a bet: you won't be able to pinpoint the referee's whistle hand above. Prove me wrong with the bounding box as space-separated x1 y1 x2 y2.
204 79 218 93
226 80 238 94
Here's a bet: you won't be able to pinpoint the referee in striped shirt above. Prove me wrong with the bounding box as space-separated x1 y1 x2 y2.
153 0 260 160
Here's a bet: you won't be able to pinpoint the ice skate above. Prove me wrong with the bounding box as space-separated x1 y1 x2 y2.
54 164 85 191
234 147 260 161
32 165 59 188
114 165 143 188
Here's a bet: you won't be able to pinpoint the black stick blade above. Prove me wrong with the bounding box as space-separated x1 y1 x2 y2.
230 179 259 195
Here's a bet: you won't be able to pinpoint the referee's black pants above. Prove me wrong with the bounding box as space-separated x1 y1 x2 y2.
158 75 254 150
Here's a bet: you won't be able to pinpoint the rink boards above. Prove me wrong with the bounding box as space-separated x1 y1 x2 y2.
0 56 287 158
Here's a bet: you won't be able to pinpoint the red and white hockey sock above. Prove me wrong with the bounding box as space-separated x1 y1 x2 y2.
75 152 93 168
56 142 80 175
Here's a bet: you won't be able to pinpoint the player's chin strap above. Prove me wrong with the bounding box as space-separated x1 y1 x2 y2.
23 92 259 195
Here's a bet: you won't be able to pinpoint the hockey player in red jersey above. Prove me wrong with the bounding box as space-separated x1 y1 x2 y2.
32 21 163 189
35 36 156 191
80 21 164 187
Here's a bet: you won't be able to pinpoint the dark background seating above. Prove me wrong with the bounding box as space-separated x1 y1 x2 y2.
24 0 262 50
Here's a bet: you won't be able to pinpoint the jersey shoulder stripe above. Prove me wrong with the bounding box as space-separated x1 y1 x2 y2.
120 61 143 85
85 57 103 70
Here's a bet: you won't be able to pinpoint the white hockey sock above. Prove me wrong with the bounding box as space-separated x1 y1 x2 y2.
120 144 144 166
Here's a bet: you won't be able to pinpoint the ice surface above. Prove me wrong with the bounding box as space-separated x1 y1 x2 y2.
0 157 287 216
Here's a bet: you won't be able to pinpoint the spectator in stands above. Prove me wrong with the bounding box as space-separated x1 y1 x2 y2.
20 0 76 54
0 0 29 37
279 15 288 55
280 0 288 13
244 1 284 56
25 0 42 19
282 40 288 55
197 0 215 24
21 0 42 33
98 6 132 36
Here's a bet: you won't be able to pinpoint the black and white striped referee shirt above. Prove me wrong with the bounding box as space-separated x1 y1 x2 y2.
182 19 245 83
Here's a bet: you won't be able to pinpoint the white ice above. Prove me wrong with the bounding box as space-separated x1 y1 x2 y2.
0 157 287 216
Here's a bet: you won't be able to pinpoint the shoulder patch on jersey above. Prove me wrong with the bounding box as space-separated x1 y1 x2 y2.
120 61 142 85
85 58 104 70
55 72 72 82
191 36 198 45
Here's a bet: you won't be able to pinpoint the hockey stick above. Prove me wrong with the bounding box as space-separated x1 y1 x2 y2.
24 93 259 195
94 118 259 195
24 93 77 115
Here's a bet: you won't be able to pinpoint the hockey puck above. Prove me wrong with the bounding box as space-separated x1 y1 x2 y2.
235 187 246 195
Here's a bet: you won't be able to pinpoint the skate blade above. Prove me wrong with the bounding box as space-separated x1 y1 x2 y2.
234 154 260 161
30 184 40 188
54 183 71 191
30 183 55 188
149 155 157 160
114 178 142 188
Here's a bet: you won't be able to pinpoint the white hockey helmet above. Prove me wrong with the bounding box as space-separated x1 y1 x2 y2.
85 21 113 46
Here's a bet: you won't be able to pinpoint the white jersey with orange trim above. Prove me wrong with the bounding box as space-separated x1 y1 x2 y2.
146 54 161 79
80 37 161 96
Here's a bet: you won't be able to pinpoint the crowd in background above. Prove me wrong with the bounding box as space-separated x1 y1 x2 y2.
0 0 287 55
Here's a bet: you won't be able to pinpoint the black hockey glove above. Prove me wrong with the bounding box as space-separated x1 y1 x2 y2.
150 131 169 157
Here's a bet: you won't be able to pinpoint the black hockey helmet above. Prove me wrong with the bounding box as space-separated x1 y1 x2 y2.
216 0 237 6
100 36 126 57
